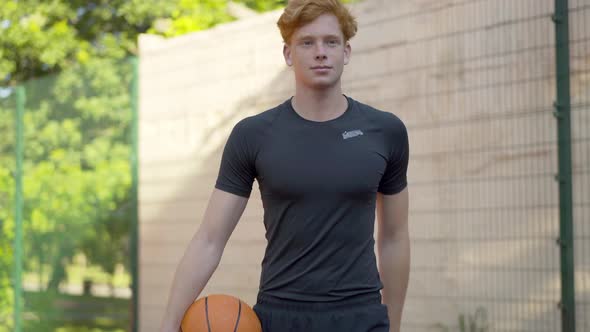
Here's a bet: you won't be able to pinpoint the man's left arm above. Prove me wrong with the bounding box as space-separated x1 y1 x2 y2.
376 187 410 332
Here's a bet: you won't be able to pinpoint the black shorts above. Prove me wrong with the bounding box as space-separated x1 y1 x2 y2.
252 292 390 332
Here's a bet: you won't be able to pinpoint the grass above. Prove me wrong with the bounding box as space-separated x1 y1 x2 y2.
23 290 131 332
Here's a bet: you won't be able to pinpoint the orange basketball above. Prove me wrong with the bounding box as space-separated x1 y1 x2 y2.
181 294 262 332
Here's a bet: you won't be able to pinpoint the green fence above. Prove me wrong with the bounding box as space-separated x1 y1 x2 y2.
0 82 17 331
570 0 589 331
395 0 586 331
0 57 138 332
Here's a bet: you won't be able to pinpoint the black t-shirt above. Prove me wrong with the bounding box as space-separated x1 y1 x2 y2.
215 96 409 301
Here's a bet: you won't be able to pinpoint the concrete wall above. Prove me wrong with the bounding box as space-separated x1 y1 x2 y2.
138 0 590 331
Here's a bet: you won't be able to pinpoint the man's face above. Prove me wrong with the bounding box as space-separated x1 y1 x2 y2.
284 14 351 90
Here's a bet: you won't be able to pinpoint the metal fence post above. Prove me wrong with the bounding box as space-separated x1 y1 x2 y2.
552 0 576 331
130 56 140 332
14 85 25 332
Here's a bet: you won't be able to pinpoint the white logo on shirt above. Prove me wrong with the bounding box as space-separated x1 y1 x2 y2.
342 130 364 140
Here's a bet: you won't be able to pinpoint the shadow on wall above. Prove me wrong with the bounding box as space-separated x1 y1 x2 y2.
138 39 295 329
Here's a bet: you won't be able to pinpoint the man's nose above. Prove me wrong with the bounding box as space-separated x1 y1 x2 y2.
315 53 327 61
315 43 327 60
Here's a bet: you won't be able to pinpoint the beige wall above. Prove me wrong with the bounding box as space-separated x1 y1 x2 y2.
138 0 589 331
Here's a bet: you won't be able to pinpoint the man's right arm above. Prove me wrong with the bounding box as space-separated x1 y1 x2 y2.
159 188 249 332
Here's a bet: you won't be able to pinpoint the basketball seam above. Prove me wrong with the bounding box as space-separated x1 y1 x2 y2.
205 297 212 332
233 300 242 332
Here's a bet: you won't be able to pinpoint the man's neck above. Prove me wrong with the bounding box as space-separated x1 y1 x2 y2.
291 84 348 122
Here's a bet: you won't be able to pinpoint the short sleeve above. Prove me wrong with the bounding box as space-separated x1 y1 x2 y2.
378 117 409 195
215 120 257 198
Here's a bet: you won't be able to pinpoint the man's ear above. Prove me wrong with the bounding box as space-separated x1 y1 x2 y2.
283 44 293 66
344 41 351 65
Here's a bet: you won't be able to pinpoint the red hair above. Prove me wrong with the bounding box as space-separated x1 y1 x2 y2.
277 0 358 44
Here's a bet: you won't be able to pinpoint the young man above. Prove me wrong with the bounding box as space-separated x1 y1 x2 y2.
160 1 410 331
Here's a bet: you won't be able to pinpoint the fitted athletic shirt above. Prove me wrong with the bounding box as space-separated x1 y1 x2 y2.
215 95 409 302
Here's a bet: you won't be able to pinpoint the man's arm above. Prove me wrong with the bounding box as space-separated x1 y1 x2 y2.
160 189 249 332
376 188 410 332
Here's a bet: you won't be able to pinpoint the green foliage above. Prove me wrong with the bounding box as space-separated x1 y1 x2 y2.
20 57 134 291
149 0 235 37
0 58 134 330
0 0 188 84
0 0 224 85
235 0 287 12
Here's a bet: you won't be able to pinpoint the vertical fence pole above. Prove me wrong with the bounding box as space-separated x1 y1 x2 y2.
130 56 140 332
552 0 576 331
14 85 25 332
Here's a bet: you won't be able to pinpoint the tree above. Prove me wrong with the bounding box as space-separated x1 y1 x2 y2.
0 0 225 85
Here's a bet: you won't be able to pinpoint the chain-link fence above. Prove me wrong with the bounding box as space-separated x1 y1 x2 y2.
367 0 587 331
0 57 138 332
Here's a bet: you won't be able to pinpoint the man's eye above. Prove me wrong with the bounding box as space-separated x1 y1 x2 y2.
303 40 313 46
327 40 339 46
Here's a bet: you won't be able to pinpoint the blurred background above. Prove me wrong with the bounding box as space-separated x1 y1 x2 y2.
0 0 588 332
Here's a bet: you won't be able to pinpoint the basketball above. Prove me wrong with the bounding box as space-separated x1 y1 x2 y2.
181 294 262 332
